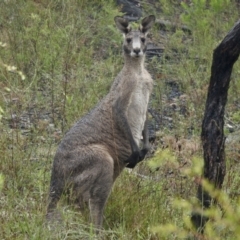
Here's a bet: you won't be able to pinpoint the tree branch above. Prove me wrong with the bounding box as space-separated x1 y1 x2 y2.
192 19 240 232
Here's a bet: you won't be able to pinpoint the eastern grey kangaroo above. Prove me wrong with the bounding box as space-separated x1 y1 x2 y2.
46 15 155 231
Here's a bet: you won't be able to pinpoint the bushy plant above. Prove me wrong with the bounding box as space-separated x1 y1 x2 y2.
1 0 240 239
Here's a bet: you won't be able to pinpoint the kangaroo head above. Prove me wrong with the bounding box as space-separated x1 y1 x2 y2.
114 15 155 58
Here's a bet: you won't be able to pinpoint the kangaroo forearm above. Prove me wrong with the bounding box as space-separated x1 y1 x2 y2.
125 147 149 168
126 119 150 168
142 118 149 148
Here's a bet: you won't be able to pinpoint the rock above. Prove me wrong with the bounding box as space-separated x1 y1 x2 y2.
116 0 142 20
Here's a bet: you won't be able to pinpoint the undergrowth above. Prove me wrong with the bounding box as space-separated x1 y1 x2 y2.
0 0 240 239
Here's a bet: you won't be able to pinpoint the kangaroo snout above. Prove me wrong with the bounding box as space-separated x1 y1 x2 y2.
133 48 141 55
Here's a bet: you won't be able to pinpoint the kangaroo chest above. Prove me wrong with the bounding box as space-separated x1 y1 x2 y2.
127 78 152 146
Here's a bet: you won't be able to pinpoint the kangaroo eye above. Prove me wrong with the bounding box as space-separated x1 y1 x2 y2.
141 38 145 43
126 38 132 43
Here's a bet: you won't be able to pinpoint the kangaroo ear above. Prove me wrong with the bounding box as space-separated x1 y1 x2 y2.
114 16 131 34
139 15 155 34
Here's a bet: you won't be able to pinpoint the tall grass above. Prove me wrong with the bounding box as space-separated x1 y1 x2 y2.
1 0 240 239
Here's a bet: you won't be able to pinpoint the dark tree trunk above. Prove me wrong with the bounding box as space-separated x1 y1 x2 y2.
191 20 240 232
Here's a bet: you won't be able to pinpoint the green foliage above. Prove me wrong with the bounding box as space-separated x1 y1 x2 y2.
0 0 120 129
181 0 236 52
148 148 177 170
1 0 240 239
231 111 240 123
152 161 240 240
0 106 3 120
0 174 4 191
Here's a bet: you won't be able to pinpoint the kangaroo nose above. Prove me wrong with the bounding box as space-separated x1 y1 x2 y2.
133 48 140 55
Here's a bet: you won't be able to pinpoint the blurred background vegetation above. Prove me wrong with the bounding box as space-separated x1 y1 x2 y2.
1 0 240 239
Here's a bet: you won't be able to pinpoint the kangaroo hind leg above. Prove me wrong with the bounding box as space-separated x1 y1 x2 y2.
88 176 113 233
78 146 114 232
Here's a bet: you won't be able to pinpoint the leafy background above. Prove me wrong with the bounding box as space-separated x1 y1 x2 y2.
1 0 240 239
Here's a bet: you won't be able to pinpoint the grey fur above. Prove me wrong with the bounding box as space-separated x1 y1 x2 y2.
46 15 155 231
